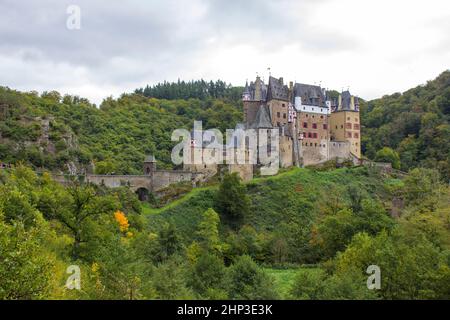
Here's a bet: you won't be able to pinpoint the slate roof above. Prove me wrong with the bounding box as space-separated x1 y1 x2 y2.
249 104 273 129
266 76 289 101
340 90 352 110
293 83 326 107
245 77 267 101
144 155 156 162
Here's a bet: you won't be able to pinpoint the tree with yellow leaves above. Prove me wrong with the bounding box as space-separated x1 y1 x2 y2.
114 210 129 233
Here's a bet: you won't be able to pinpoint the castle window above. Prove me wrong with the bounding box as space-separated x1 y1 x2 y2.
354 124 360 130
341 125 343 129
308 132 312 138
346 123 352 129
282 103 286 107
347 117 350 121
306 114 308 117
303 122 308 128
346 132 352 138
283 113 286 119
315 143 317 147
313 133 318 139
310 143 313 146
355 118 358 122
303 107 306 110
312 123 317 129
320 115 324 119
323 124 327 129
354 132 359 138
277 112 280 118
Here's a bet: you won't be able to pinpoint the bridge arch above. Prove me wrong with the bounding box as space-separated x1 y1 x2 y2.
135 187 150 202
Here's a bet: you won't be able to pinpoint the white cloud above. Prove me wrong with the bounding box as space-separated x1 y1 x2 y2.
0 0 449 104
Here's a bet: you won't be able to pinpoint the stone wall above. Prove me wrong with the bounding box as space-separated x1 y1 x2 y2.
267 99 289 127
228 163 253 182
301 139 329 166
328 141 351 160
279 135 293 168
86 174 152 191
151 170 193 191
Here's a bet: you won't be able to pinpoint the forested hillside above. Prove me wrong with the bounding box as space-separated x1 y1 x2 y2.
1 164 448 299
360 70 450 179
0 87 242 174
1 71 449 178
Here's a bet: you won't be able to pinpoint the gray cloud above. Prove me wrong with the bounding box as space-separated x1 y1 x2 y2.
0 0 449 103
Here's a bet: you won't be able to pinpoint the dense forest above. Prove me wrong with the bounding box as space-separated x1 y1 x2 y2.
360 70 450 179
135 79 243 102
1 164 449 299
0 87 242 174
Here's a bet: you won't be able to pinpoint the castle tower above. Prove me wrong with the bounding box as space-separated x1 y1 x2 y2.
266 76 290 128
242 76 267 127
293 83 330 166
329 91 361 159
143 155 157 175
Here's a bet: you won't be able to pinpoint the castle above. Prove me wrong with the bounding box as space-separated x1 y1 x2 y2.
49 75 362 201
242 75 361 167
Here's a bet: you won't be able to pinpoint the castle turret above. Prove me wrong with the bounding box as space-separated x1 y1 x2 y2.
143 155 156 175
329 90 361 159
242 80 251 101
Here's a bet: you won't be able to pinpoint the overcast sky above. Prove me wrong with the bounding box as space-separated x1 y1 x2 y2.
0 0 449 105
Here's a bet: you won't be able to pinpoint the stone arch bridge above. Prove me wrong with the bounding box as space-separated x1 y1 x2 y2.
52 170 209 201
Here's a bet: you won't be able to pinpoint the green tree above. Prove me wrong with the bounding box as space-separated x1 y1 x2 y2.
196 208 222 253
289 269 327 299
315 199 394 259
335 231 450 299
189 253 227 298
0 215 56 299
226 255 278 299
402 168 441 208
94 160 117 174
375 147 401 169
152 257 194 299
158 221 182 261
215 173 250 230
53 185 117 258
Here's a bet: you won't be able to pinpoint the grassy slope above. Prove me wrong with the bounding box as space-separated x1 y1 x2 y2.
145 166 392 242
265 267 320 299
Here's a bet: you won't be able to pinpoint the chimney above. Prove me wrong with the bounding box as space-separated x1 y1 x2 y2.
279 77 283 85
289 81 294 101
